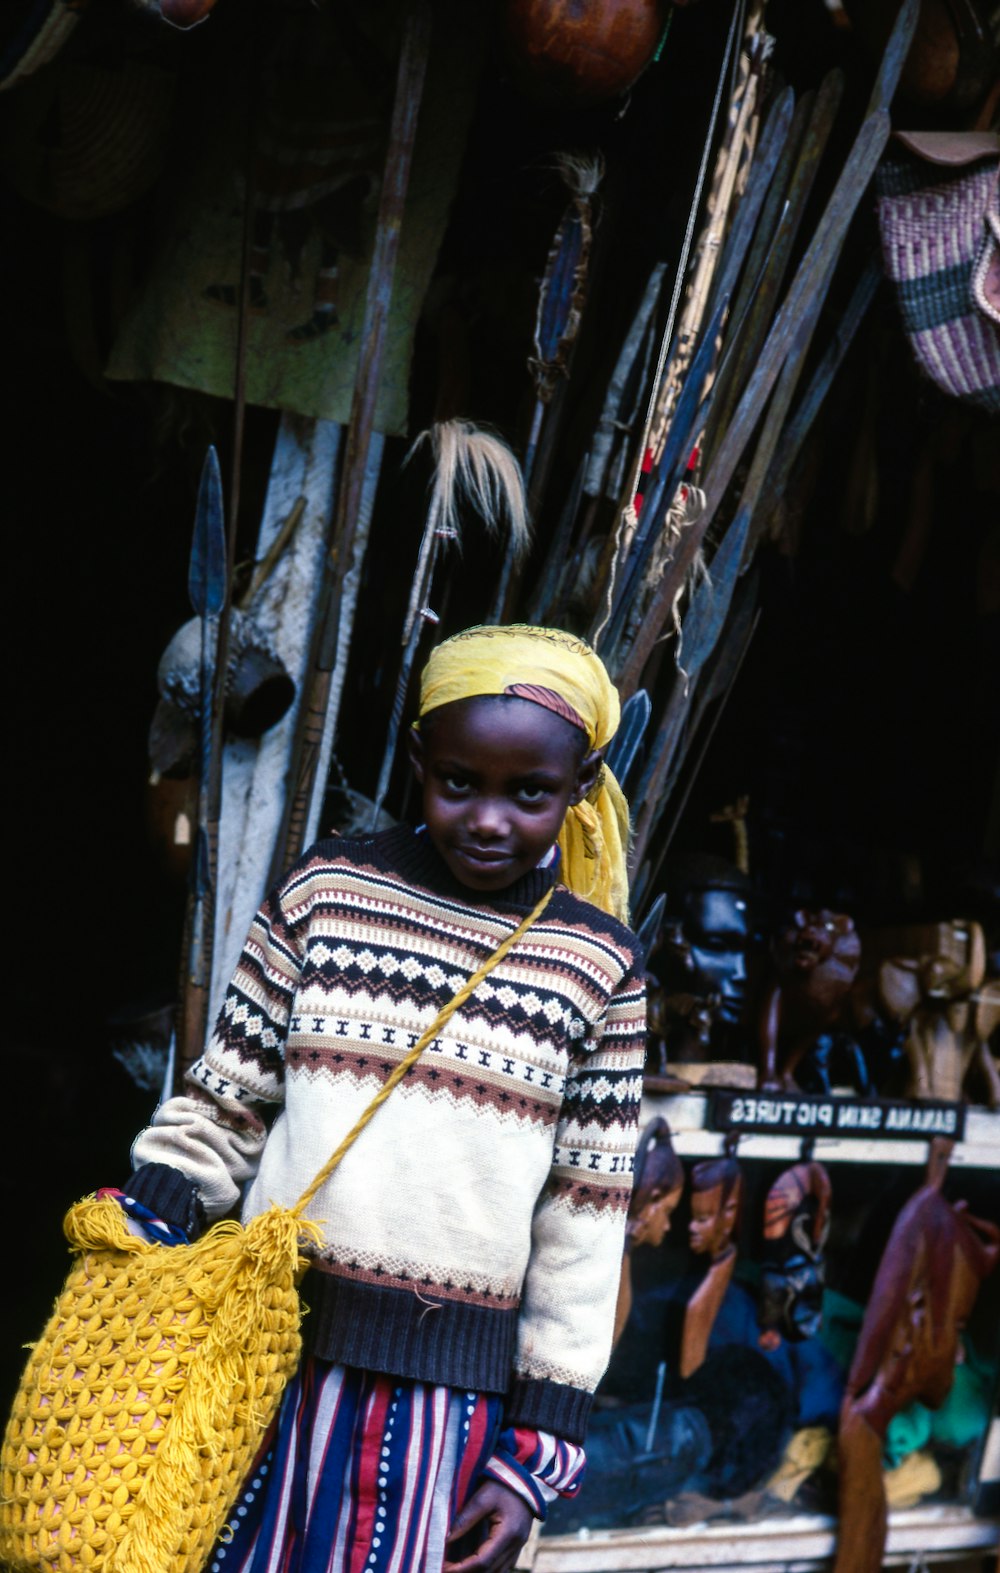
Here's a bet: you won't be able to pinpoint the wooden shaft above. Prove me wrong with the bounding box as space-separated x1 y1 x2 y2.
268 5 432 883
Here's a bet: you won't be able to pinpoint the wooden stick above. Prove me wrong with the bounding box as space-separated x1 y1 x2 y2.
267 4 432 886
702 69 844 470
641 611 759 915
178 447 227 1080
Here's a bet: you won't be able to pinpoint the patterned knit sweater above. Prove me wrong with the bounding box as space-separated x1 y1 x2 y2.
131 826 646 1442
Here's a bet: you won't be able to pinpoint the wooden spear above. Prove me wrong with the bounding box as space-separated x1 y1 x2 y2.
629 75 913 874
178 446 227 1075
701 69 845 469
600 83 799 666
489 152 603 622
616 107 891 702
176 22 261 1080
267 3 432 887
586 0 748 641
617 0 918 700
748 253 882 556
595 289 730 659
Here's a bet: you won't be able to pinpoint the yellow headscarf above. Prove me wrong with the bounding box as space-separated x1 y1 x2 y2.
417 624 631 925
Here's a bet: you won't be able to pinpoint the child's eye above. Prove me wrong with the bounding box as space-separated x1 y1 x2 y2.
443 773 471 793
516 784 549 804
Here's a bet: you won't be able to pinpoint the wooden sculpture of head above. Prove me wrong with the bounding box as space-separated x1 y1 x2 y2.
688 1155 742 1262
627 1117 684 1250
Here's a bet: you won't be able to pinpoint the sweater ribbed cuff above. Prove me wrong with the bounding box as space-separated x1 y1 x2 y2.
127 1163 206 1239
504 1377 593 1446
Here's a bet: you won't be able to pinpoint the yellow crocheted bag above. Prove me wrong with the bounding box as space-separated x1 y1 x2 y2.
0 889 552 1573
0 1198 315 1573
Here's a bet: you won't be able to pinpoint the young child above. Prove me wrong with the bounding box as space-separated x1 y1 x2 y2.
124 623 647 1573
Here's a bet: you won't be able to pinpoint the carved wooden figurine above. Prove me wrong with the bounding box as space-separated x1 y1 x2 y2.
759 909 862 1090
876 919 1000 1106
648 854 753 1086
758 1155 832 1350
833 1139 1000 1573
645 976 719 1079
614 1118 684 1345
680 1149 742 1378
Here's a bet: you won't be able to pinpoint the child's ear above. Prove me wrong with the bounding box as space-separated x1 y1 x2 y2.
407 726 426 783
571 748 602 805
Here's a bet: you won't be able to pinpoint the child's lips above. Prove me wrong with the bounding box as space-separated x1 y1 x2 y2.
456 846 513 871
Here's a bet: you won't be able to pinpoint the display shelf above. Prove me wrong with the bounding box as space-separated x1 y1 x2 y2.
530 1506 999 1572
642 1091 1000 1169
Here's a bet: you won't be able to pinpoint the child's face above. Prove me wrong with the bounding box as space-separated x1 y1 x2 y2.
408 696 599 894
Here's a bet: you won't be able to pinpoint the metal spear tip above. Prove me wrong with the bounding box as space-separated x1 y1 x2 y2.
189 445 226 619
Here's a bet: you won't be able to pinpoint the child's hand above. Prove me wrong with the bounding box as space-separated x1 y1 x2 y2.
443 1479 535 1573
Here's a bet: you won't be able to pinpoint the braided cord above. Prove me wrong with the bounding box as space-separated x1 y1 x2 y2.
290 886 555 1218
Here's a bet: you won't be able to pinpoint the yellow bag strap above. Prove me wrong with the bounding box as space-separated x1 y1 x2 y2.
290 885 554 1219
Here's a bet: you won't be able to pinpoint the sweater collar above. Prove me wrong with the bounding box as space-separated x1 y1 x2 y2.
374 823 559 912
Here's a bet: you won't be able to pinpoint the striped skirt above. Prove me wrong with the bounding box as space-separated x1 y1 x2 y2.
205 1358 503 1573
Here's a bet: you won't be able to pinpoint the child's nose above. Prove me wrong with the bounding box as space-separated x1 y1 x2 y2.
467 797 510 838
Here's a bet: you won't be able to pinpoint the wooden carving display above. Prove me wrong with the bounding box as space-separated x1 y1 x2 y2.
614 1117 684 1344
680 1151 742 1378
759 908 862 1089
758 1157 832 1349
501 0 669 108
876 919 1000 1106
833 1139 1000 1573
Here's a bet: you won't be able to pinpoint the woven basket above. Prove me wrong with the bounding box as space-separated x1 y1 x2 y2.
875 139 1000 414
0 1195 315 1573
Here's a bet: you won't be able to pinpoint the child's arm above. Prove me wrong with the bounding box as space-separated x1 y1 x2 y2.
505 957 647 1443
127 880 305 1222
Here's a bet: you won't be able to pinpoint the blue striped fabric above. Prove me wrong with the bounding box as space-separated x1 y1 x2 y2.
204 1359 585 1573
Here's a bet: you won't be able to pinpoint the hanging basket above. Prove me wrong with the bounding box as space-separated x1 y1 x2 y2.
875 131 1000 414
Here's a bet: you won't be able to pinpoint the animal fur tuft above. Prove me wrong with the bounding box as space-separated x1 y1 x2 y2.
406 419 530 559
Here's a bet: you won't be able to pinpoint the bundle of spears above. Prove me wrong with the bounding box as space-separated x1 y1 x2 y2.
511 0 918 917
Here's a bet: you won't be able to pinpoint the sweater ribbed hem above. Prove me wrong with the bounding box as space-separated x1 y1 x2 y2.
504 1377 593 1445
301 1267 519 1394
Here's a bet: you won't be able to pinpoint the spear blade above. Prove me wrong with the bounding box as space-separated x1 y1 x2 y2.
634 892 666 970
604 688 652 797
188 445 226 622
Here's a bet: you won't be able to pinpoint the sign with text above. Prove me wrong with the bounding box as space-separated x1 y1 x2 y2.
709 1089 966 1143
